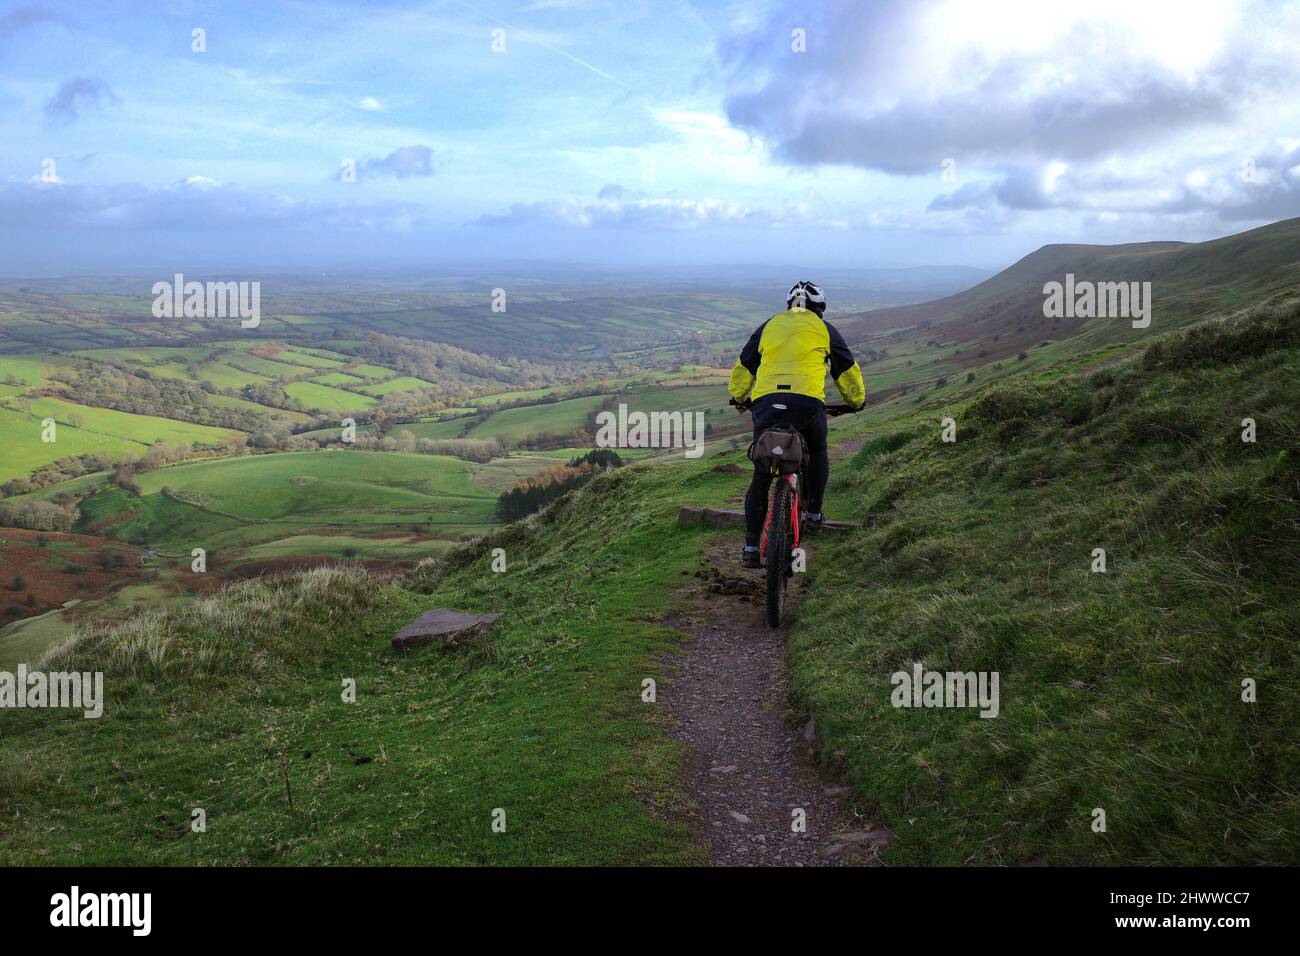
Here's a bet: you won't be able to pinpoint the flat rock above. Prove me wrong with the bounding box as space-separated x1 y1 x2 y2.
392 608 503 651
830 828 892 848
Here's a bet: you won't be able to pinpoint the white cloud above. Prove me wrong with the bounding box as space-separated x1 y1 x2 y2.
719 0 1300 228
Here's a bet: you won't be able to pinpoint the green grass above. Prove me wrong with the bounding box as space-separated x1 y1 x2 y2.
0 355 54 386
401 418 475 440
310 372 366 387
475 385 561 405
787 297 1300 865
135 451 487 517
0 606 78 672
0 471 712 863
239 534 453 562
22 397 238 447
222 353 305 379
194 361 273 390
348 363 398 379
0 406 143 482
284 381 378 413
71 450 510 561
208 393 313 423
358 376 435 397
0 398 241 482
468 395 608 441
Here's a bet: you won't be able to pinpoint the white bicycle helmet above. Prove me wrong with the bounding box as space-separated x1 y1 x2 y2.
786 280 826 315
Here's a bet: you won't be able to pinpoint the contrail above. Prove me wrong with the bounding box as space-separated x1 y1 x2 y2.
449 0 625 86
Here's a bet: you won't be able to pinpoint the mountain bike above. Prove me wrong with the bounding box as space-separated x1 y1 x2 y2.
731 398 860 628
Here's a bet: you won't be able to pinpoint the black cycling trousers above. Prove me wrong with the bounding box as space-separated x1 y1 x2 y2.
744 393 828 546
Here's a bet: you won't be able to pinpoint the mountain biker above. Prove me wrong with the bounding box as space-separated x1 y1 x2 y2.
728 281 866 568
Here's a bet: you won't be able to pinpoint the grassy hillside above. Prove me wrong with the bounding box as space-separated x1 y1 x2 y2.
0 472 721 864
835 216 1300 399
797 297 1300 864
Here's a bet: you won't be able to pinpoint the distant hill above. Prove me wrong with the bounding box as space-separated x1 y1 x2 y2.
836 217 1300 365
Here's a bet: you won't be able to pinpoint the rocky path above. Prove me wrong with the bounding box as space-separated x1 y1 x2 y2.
664 540 891 866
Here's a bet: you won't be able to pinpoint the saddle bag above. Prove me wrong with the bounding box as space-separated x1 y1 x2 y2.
749 426 805 475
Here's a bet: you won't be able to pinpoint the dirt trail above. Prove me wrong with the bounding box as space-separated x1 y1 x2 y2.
664 538 891 866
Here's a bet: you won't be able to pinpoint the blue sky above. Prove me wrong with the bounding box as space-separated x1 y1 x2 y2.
2 0 1298 274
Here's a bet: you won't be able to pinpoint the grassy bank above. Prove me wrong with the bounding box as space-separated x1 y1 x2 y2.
790 298 1300 864
0 459 746 865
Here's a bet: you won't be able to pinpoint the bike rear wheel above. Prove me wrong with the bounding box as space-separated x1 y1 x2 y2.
766 479 791 628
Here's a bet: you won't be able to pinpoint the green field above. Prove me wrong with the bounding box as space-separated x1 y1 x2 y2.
0 397 241 482
0 406 144 481
196 361 270 390
254 348 348 369
475 385 562 405
284 381 378 413
0 355 58 387
209 393 313 423
66 450 551 560
399 418 475 440
348 363 399 379
468 394 608 440
359 376 434 397
311 372 366 387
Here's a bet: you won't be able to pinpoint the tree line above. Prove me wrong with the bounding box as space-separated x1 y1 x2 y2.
495 449 623 522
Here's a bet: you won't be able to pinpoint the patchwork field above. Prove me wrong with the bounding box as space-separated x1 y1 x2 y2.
0 397 242 482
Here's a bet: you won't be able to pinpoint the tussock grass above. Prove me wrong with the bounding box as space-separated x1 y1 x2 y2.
40 565 391 680
1142 297 1300 371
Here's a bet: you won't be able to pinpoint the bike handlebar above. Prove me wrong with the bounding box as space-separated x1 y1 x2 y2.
729 397 863 417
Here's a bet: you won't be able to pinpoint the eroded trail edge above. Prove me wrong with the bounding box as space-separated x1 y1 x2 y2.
663 540 891 866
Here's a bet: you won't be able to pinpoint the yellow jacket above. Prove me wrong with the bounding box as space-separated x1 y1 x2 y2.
728 308 866 407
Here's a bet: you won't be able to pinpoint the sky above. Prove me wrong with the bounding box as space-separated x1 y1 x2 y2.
1 0 1297 275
